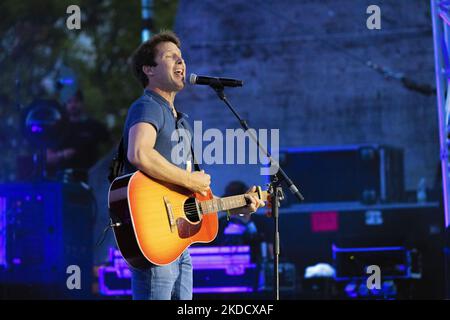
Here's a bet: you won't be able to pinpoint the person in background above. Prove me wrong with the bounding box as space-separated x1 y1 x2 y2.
214 181 261 252
46 89 110 182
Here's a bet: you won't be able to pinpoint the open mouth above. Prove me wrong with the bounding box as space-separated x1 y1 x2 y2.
174 69 184 79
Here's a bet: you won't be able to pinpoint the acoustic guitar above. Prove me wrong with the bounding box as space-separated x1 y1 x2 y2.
108 170 268 268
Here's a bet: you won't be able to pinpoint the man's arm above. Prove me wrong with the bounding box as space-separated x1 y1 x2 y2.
127 122 210 195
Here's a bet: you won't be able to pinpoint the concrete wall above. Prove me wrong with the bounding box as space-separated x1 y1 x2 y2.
174 0 440 198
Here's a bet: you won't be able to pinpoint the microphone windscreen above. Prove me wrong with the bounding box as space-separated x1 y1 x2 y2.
189 73 198 85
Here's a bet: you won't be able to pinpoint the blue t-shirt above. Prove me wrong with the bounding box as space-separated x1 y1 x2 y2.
122 89 194 175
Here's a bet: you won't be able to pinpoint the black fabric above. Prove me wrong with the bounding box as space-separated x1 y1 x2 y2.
108 137 125 183
57 118 109 170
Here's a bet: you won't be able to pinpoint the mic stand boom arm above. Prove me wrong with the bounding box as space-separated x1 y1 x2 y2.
209 82 304 300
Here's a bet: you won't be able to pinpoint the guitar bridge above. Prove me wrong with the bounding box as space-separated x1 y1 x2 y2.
163 196 176 233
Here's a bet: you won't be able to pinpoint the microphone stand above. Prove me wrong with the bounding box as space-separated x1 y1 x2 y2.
208 81 304 300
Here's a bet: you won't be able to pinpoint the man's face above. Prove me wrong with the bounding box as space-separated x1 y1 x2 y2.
149 41 186 92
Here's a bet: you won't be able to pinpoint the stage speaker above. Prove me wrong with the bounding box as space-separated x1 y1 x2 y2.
190 245 259 294
275 144 404 205
262 201 445 299
0 182 94 299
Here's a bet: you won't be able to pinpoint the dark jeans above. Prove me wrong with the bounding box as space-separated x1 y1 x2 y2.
130 250 193 300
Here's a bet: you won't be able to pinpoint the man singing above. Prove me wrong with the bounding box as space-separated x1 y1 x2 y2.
123 30 265 300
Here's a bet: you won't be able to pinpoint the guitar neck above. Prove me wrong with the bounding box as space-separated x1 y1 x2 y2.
199 190 269 214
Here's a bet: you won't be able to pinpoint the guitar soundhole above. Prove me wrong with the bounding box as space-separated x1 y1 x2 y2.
183 197 200 223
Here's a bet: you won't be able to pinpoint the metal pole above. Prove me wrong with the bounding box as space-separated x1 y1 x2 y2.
431 0 450 228
141 0 153 42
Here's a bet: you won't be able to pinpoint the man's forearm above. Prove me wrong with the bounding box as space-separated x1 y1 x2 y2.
130 148 190 188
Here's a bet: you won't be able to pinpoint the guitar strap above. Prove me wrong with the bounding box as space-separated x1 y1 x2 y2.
190 143 201 172
106 137 125 233
108 133 201 184
177 114 201 172
108 137 125 183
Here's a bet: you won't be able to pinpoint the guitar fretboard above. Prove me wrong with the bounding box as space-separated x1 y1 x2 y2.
199 191 268 214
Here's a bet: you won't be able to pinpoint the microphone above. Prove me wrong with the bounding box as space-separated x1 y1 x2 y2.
189 73 243 88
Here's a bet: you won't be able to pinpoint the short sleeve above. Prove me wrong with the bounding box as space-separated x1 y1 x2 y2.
125 99 165 133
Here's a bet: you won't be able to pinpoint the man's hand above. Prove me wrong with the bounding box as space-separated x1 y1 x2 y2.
186 170 211 196
238 185 265 215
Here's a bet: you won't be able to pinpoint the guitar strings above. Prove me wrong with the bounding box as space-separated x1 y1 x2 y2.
158 192 263 213
158 193 261 215
171 195 254 210
168 199 250 212
169 202 247 212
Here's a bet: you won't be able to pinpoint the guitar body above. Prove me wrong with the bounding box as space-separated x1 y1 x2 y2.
108 171 218 268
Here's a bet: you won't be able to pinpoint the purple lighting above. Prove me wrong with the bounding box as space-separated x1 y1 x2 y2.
30 125 43 133
439 0 450 25
58 78 75 85
0 197 6 268
189 245 250 254
332 244 405 253
193 287 254 293
97 247 257 296
224 222 246 235
97 266 132 296
189 246 254 274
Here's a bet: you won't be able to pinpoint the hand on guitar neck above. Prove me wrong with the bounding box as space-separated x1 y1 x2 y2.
185 170 264 215
231 185 266 216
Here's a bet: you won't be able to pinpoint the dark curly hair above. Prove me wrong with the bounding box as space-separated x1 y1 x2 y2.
131 30 181 88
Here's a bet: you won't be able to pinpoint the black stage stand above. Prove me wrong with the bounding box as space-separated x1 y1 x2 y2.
208 80 304 300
